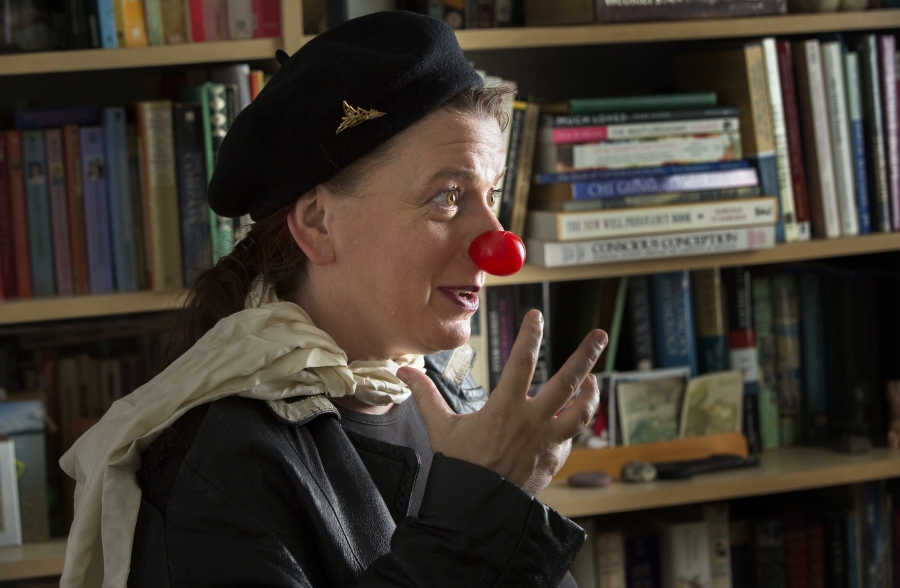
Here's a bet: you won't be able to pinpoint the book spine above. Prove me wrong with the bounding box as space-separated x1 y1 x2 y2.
567 132 742 172
725 266 762 455
513 283 553 395
595 0 785 23
252 0 280 37
499 103 525 230
880 35 900 230
91 0 119 47
569 168 759 199
22 130 56 296
597 530 627 588
847 512 862 588
756 519 787 588
510 102 539 237
762 37 800 243
0 134 17 298
103 107 138 292
173 103 211 287
772 272 803 446
189 0 205 41
62 125 91 294
144 0 163 44
857 35 892 232
534 160 749 184
526 225 775 268
550 117 740 144
125 125 149 289
776 40 812 241
799 273 827 443
64 0 92 48
651 270 698 377
206 83 234 263
659 521 712 588
821 40 860 237
782 513 810 588
14 105 100 130
843 52 872 235
865 481 888 588
691 268 729 374
625 534 661 588
226 0 253 38
628 274 655 371
530 196 778 241
117 0 149 46
553 107 743 129
136 101 184 293
705 504 733 588
752 275 781 450
43 129 73 295
6 131 33 298
79 126 115 293
794 39 842 239
568 92 717 114
823 513 846 588
203 0 229 40
161 0 188 42
557 185 761 212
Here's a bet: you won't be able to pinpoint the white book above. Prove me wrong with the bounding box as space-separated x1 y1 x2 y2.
226 0 254 39
799 40 842 238
526 226 775 268
527 196 778 241
569 133 742 172
657 515 712 588
703 503 732 588
761 37 800 243
821 40 860 236
0 441 22 547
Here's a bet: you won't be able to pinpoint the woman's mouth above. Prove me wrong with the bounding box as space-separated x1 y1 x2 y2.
439 286 480 312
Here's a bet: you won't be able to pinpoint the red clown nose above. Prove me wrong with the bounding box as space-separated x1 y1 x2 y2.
468 230 526 276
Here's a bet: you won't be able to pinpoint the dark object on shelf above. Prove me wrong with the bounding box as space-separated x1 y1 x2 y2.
651 453 760 479
621 460 657 482
567 470 612 488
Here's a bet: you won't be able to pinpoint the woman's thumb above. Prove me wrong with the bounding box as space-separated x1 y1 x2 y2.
397 367 453 434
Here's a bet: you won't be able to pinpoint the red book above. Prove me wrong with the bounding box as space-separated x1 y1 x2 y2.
0 133 17 298
5 131 32 298
204 0 229 41
807 519 825 588
62 125 90 294
188 0 205 42
252 0 280 37
44 129 74 295
879 34 900 231
783 511 810 588
777 40 812 241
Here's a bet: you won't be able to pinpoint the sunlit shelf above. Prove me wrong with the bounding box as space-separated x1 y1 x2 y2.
0 290 184 326
451 10 900 50
0 38 282 76
486 232 900 286
0 538 65 581
539 446 900 518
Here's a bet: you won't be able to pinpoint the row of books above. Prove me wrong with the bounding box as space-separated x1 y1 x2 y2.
325 0 525 30
0 64 265 300
1 0 280 52
474 261 898 454
570 483 893 588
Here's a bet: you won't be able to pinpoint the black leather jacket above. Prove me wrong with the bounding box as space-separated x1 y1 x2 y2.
128 351 585 587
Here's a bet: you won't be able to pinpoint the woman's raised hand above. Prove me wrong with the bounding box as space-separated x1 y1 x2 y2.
398 310 607 496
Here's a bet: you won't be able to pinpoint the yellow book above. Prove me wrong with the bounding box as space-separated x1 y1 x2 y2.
115 0 149 47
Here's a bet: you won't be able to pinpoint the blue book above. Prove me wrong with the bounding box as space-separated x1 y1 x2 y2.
103 108 138 292
799 273 828 443
650 270 698 377
86 0 117 47
844 51 872 235
173 102 211 287
846 512 861 588
533 160 749 185
14 105 100 130
79 126 115 293
569 167 759 200
21 131 56 296
625 534 661 588
749 153 785 242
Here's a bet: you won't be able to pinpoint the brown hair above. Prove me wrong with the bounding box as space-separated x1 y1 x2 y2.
162 84 514 368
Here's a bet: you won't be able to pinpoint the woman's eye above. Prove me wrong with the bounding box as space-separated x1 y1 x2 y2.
488 190 501 206
434 189 459 207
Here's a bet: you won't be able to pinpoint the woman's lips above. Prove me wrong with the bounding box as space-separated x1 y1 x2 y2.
439 286 480 312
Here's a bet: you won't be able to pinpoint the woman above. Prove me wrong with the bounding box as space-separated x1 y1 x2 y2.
60 10 607 587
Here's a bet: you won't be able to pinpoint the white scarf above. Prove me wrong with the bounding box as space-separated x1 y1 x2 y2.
58 284 422 588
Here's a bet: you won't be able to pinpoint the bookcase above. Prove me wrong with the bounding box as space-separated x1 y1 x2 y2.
1 3 900 582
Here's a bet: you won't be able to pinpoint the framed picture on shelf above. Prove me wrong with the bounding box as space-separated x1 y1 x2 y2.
0 440 22 547
611 366 691 447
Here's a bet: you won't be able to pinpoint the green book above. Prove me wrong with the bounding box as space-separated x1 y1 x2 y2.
179 83 234 264
752 275 781 450
144 0 164 45
568 92 717 114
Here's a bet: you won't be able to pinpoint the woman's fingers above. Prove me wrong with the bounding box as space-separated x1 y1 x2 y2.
398 366 454 445
552 374 601 441
533 329 608 419
490 309 543 407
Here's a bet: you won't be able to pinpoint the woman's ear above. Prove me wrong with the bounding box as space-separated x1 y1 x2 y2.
286 186 336 266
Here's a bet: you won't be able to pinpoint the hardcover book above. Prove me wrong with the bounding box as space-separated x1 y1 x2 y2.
534 160 749 185
691 268 728 374
878 35 900 231
724 266 762 454
43 129 73 295
21 130 56 296
5 131 32 298
776 40 812 241
0 134 16 298
174 102 211 287
772 272 803 446
103 107 138 292
843 51 872 234
79 126 115 293
534 186 762 213
628 274 655 371
62 125 91 294
855 34 891 233
751 275 781 451
651 271 698 377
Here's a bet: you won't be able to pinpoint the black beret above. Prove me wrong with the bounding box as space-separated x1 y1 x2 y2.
208 10 485 220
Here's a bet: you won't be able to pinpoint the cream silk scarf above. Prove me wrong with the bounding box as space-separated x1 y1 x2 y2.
58 284 422 588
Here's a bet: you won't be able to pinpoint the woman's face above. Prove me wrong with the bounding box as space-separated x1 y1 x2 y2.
302 110 506 362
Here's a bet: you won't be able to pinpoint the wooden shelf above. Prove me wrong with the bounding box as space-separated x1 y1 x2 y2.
538 446 900 518
0 538 65 581
453 10 900 50
486 232 900 286
0 290 184 326
0 38 282 76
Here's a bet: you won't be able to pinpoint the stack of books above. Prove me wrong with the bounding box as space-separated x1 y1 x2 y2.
525 95 778 268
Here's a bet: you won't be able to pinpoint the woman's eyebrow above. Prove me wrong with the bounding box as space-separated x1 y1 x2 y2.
427 167 507 183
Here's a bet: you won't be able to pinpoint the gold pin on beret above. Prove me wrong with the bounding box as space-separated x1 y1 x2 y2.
336 101 386 135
